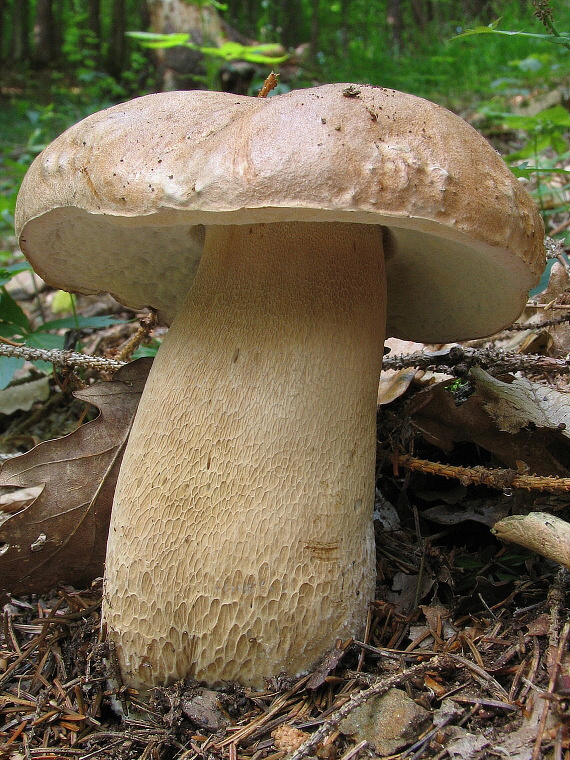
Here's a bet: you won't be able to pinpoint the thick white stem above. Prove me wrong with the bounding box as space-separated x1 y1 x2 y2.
103 221 386 689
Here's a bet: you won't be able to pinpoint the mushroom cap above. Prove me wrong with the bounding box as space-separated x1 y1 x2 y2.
15 84 544 342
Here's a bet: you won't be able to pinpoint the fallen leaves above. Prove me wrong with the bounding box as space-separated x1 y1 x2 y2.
0 359 151 601
407 373 570 479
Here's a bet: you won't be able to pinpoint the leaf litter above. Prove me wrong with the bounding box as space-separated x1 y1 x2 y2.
0 250 569 759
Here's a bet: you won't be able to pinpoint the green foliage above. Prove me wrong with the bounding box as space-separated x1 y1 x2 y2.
454 20 570 50
454 544 535 589
127 32 288 65
0 261 33 286
442 4 569 249
0 284 122 389
132 338 161 360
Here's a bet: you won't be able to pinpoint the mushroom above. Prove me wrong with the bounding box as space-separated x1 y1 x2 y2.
15 84 545 691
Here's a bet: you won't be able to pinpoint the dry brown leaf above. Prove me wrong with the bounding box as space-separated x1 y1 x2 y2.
378 339 425 405
306 640 348 689
0 358 151 601
421 497 510 528
526 613 550 637
0 376 50 415
377 338 452 405
0 486 43 517
407 379 570 478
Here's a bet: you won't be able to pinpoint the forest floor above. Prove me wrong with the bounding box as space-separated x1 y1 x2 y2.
0 79 569 759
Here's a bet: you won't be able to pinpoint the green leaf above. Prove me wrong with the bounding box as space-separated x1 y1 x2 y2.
132 339 161 359
453 25 570 46
35 315 123 332
126 31 192 49
50 290 75 314
0 290 31 331
0 357 25 390
127 31 288 64
0 324 24 340
510 162 570 178
203 41 288 64
0 262 33 288
484 104 570 130
31 360 54 375
25 332 65 350
506 133 561 161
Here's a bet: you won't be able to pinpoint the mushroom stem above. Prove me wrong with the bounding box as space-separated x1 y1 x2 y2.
103 221 386 690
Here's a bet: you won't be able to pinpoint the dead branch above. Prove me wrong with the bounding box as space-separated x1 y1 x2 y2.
0 343 125 371
112 310 157 363
505 313 570 331
394 453 570 493
382 346 569 375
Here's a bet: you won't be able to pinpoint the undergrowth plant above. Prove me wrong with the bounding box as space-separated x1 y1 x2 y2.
127 32 288 90
452 1 570 246
0 288 122 389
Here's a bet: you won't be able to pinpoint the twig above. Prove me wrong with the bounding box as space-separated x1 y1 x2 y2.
505 313 570 331
216 677 310 748
532 621 570 760
493 514 570 568
394 453 570 494
445 653 510 702
547 569 570 650
549 217 570 237
0 343 126 371
533 0 570 51
0 335 25 347
526 303 570 310
381 346 569 375
112 310 157 363
287 655 451 760
258 72 279 98
337 740 368 760
400 709 461 759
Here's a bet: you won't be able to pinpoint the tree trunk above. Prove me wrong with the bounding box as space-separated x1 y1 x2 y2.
309 0 319 63
462 0 494 22
337 0 349 57
53 0 64 57
107 0 126 78
9 0 30 62
147 0 251 91
387 0 403 55
411 0 435 31
281 0 302 49
32 0 57 66
139 0 150 32
86 0 101 60
0 0 5 61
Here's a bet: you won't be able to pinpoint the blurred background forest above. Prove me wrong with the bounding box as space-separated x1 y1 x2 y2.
1 0 569 100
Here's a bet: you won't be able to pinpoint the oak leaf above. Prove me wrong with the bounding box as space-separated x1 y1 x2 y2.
0 358 151 601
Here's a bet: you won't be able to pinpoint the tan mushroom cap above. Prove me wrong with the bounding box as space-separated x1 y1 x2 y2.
15 84 544 343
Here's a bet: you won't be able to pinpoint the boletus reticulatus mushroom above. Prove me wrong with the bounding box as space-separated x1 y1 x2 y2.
15 84 545 691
